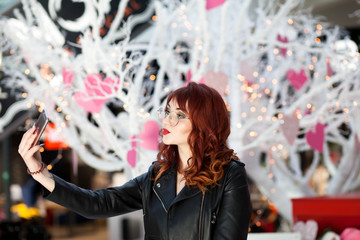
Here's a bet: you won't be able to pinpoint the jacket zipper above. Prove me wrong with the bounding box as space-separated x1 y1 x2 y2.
153 186 168 213
199 192 205 240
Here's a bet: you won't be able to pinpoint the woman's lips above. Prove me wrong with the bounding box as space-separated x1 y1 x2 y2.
163 128 170 135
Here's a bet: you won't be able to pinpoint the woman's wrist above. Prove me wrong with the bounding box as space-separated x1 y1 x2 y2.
32 167 55 192
27 162 46 175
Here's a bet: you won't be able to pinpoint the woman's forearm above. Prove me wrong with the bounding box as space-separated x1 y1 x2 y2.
33 168 55 192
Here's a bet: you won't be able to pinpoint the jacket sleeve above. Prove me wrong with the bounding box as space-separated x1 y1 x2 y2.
43 171 148 219
212 162 252 240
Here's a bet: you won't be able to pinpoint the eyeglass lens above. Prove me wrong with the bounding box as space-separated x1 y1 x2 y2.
158 109 179 126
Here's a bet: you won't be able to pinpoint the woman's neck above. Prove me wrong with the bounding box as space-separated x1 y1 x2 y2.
177 144 192 172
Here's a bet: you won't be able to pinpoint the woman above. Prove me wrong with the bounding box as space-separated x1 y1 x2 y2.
18 82 252 240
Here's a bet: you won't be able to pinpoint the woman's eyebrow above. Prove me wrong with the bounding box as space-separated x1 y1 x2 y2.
166 104 183 111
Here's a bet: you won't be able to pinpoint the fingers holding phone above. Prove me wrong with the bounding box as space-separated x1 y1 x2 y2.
33 109 49 146
18 110 49 168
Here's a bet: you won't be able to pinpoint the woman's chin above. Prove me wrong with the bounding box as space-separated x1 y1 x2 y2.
162 138 171 145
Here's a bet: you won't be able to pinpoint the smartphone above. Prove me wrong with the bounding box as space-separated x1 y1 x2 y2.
33 109 49 145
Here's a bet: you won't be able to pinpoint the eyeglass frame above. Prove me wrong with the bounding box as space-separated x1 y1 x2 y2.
157 107 189 127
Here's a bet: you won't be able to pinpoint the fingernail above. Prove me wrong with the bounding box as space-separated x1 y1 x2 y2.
39 143 45 147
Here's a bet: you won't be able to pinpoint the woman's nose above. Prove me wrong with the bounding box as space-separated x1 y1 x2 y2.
162 114 171 126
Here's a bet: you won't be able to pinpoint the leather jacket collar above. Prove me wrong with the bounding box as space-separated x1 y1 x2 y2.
153 164 202 213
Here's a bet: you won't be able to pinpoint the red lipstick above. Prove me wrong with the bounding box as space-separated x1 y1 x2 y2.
163 128 170 135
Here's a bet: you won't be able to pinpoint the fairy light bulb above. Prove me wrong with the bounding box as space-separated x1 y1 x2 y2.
249 131 258 137
237 74 245 81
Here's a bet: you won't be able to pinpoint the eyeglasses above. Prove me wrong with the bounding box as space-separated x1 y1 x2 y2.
157 108 189 127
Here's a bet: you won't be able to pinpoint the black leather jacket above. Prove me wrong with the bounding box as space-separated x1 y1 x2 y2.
45 159 252 240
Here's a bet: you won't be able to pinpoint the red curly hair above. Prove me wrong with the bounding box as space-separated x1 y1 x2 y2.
154 82 238 192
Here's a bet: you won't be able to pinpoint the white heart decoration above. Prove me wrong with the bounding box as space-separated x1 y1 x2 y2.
280 112 299 145
293 220 318 240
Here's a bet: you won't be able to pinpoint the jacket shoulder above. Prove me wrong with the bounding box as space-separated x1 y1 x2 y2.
223 159 248 191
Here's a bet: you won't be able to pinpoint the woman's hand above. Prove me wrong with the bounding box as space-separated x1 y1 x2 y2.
18 124 55 192
18 125 44 173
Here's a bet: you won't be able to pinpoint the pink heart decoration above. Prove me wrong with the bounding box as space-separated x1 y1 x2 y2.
305 123 326 153
184 70 192 86
74 91 108 113
277 34 288 57
199 77 205 84
240 61 255 82
286 69 308 90
293 220 318 240
341 228 360 240
303 109 311 117
280 112 299 145
100 77 119 94
62 67 74 88
206 0 226 10
126 135 137 168
74 74 120 113
139 120 160 150
204 70 228 96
